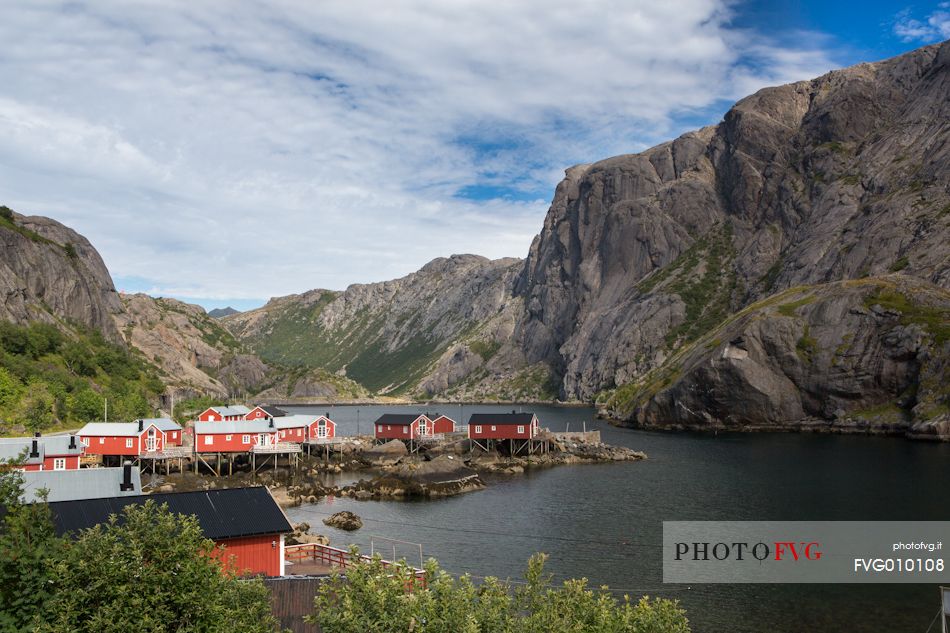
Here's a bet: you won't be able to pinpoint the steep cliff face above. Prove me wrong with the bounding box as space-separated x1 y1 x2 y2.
603 277 949 438
114 293 268 397
226 254 530 395
0 208 124 342
516 40 950 417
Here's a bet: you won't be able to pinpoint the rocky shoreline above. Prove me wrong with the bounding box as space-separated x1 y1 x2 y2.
144 433 645 507
606 414 950 442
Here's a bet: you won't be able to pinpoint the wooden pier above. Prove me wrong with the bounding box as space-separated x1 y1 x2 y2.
284 542 426 588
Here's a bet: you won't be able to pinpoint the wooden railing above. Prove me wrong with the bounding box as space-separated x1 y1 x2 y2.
251 442 302 454
285 543 426 588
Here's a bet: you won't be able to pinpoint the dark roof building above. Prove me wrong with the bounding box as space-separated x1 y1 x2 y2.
374 413 424 426
47 486 292 541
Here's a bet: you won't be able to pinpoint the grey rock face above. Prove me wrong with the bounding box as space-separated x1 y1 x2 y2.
0 210 124 341
517 40 950 409
606 277 948 436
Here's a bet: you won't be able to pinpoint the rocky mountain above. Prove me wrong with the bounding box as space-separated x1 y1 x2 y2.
224 41 949 437
0 207 124 342
224 254 538 396
3 41 947 435
114 293 267 397
0 207 364 402
208 307 239 319
513 39 950 435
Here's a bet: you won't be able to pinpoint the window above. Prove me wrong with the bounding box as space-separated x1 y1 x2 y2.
99 437 104 444
53 458 66 471
82 437 89 446
125 438 133 448
226 435 232 441
377 425 382 433
517 425 525 434
205 436 213 445
242 435 250 444
474 425 482 434
491 426 496 431
387 425 391 430
403 427 408 434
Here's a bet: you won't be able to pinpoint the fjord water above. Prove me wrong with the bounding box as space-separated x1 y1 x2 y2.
285 404 949 633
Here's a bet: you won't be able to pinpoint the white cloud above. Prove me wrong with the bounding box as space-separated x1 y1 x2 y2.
894 4 950 42
0 1 841 305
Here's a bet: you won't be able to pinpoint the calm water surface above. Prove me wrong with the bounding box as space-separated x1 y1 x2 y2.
285 404 949 633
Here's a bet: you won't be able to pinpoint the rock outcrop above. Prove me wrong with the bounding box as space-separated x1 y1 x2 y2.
114 293 268 396
0 208 124 341
604 277 949 436
323 511 363 531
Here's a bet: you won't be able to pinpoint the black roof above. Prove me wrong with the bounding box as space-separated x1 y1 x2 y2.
261 405 287 417
46 487 292 540
468 412 536 425
374 413 425 426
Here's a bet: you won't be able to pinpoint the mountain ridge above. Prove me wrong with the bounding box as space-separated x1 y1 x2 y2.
1 40 948 438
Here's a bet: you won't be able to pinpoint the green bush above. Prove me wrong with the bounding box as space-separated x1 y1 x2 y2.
312 552 690 633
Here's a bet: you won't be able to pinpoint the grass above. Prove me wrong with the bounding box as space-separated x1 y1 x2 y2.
0 206 59 247
795 325 819 363
817 141 848 154
777 295 816 317
864 288 950 347
889 256 909 272
469 340 501 362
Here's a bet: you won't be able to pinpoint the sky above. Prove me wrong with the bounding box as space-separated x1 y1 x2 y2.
1 1 947 311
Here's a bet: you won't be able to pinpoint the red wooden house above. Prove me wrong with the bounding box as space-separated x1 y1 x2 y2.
197 405 252 422
136 418 184 446
467 412 539 440
193 419 279 453
306 415 337 441
428 414 456 434
272 415 312 443
0 434 83 471
245 405 287 421
373 413 434 440
46 487 293 577
78 420 166 458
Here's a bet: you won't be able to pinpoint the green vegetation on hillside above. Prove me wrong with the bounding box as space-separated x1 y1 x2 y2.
864 287 950 346
244 295 464 394
636 223 738 348
0 321 164 435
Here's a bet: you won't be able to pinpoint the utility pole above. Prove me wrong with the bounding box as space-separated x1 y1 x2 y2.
104 398 108 423
357 408 360 437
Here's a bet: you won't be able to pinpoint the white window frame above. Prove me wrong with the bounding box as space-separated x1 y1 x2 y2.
242 435 251 444
205 436 213 445
403 427 408 434
226 434 232 441
474 425 482 434
517 425 525 434
377 425 382 433
99 437 105 444
491 426 496 431
53 458 66 470
125 438 134 448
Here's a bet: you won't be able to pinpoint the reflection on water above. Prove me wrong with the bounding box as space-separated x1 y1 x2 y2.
285 404 950 633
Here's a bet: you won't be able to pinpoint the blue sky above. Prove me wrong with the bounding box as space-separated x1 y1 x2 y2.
0 1 947 313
